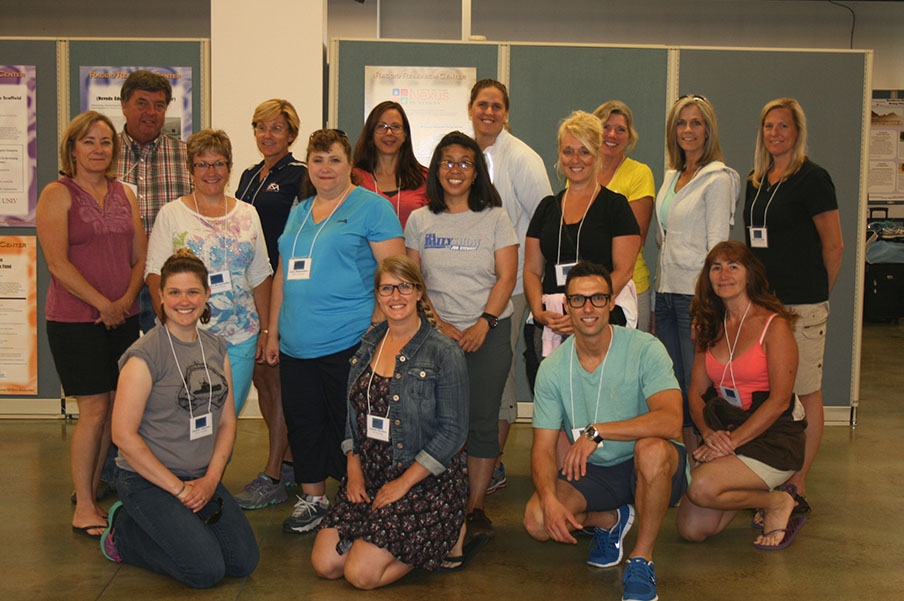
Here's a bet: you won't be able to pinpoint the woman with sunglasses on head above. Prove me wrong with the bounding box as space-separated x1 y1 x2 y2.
405 130 518 540
265 129 405 535
312 256 475 588
232 99 307 510
100 248 259 588
523 111 640 385
744 98 843 510
654 95 739 454
146 129 273 420
353 100 428 228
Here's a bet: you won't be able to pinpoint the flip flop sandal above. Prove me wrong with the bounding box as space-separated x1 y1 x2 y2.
72 524 107 539
440 532 490 571
752 515 806 550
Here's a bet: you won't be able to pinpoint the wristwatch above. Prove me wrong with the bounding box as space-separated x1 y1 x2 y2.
480 312 499 328
582 424 604 444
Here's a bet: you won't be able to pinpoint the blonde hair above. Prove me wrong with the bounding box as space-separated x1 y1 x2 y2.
750 98 808 188
556 110 602 179
252 99 300 145
59 111 118 179
593 100 639 155
665 96 723 170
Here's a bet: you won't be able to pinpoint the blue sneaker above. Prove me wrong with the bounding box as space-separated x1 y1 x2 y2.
622 557 658 601
587 504 635 568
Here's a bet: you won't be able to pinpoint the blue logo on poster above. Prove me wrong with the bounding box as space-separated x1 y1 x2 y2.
392 88 400 96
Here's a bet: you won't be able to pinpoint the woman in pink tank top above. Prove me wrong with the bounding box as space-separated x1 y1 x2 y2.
36 111 147 539
674 241 807 551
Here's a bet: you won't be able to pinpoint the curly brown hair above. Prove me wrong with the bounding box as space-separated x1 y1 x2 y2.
691 241 796 350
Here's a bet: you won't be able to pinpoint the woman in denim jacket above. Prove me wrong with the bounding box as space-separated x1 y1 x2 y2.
312 256 476 589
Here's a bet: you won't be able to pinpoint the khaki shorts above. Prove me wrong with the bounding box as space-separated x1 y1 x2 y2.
789 301 829 396
737 454 795 490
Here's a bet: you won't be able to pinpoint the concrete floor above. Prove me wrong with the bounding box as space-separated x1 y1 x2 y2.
3 321 903 600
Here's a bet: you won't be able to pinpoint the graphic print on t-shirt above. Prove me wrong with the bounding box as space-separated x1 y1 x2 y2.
177 362 230 413
424 232 480 251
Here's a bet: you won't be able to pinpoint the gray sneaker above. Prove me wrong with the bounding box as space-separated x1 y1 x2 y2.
281 463 298 488
282 494 329 533
233 473 288 510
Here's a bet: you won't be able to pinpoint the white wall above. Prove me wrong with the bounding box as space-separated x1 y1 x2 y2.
327 0 904 90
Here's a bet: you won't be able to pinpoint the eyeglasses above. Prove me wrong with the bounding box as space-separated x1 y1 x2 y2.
438 160 475 171
200 497 223 525
678 94 709 104
254 123 288 135
193 161 229 171
375 123 403 135
565 293 612 309
377 282 419 297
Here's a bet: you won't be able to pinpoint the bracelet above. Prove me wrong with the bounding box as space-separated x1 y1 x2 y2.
261 329 269 335
175 482 186 498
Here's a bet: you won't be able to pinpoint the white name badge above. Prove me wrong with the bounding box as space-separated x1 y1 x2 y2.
122 181 138 198
748 227 769 248
556 262 577 286
190 412 214 440
719 385 743 408
208 271 232 294
287 257 312 280
570 427 604 448
366 414 390 441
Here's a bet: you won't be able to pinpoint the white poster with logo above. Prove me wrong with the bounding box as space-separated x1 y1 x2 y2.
79 66 193 141
364 66 476 165
0 66 36 227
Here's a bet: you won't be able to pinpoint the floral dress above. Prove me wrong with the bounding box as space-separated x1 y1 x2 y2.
320 367 468 570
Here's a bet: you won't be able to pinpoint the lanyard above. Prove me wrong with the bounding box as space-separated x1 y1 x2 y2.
556 184 599 266
748 178 783 228
192 192 229 272
366 335 392 419
719 302 751 391
289 185 353 259
238 164 267 205
165 326 213 421
370 172 401 219
568 324 613 429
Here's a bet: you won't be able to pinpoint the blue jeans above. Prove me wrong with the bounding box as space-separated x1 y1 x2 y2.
655 292 694 426
138 286 158 334
114 469 259 588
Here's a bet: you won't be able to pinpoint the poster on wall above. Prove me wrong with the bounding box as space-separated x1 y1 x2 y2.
79 66 193 141
0 235 37 395
0 66 37 228
869 95 904 204
364 66 476 165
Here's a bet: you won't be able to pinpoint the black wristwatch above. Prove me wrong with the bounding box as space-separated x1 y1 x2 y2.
583 424 604 444
480 312 499 328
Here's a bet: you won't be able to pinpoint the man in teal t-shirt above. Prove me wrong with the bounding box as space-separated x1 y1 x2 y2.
523 262 688 601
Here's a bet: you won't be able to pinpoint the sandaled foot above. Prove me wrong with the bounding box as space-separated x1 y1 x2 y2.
753 515 806 550
440 533 489 572
72 524 106 538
